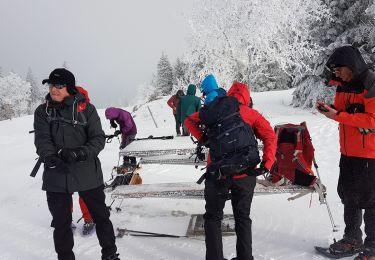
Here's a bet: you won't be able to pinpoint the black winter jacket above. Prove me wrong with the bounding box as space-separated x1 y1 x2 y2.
34 93 105 193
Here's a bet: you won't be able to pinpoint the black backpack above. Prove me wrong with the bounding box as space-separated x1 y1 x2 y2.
199 96 260 179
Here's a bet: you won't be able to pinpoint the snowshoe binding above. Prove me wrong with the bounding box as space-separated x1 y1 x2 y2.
105 158 140 190
315 238 363 259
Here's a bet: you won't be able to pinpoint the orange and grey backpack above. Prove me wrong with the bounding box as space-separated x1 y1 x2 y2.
269 122 317 187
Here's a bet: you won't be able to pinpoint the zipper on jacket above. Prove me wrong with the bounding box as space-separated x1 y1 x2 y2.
343 124 347 155
363 134 365 149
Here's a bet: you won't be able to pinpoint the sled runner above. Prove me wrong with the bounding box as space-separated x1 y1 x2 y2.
116 214 235 238
119 135 201 157
110 180 315 200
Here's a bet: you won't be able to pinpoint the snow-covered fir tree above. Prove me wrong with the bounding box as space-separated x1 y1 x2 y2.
185 0 329 92
292 0 375 108
155 53 174 96
173 58 189 89
0 72 31 120
26 68 46 113
0 66 3 77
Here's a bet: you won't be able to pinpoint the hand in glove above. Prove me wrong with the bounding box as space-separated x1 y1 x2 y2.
248 162 269 176
59 147 88 163
114 130 122 136
44 155 67 172
110 119 118 129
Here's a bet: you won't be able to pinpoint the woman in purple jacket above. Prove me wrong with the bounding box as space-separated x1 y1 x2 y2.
105 107 137 167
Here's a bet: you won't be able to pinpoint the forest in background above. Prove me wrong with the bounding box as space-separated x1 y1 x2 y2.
2 0 375 120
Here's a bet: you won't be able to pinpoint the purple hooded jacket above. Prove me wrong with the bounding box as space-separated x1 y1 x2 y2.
105 107 137 136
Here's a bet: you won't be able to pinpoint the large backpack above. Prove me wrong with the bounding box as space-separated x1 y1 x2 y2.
269 122 316 186
199 96 260 179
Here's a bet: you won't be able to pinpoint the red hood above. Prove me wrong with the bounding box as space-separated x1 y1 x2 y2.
227 82 251 106
76 86 90 102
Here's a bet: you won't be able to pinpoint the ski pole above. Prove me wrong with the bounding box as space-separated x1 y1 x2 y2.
107 199 116 211
115 198 124 212
130 135 174 141
116 228 185 238
147 106 158 128
313 158 339 232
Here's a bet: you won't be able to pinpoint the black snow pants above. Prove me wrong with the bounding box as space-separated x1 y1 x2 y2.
46 185 117 260
204 175 256 260
174 114 181 135
338 155 375 249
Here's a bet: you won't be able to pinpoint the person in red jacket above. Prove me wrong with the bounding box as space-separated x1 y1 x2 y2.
316 45 375 259
185 81 276 260
167 90 184 135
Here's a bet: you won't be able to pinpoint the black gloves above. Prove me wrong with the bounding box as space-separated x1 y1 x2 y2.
44 155 67 172
114 130 121 136
110 119 118 129
59 147 88 163
248 162 269 176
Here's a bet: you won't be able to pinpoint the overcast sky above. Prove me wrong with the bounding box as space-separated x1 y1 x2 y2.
0 0 194 108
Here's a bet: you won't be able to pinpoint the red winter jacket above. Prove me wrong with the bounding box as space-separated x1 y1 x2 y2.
332 72 375 158
184 82 277 177
167 95 180 115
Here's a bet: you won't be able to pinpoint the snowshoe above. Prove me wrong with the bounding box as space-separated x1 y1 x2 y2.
316 238 363 259
315 246 358 259
82 220 95 235
354 247 375 260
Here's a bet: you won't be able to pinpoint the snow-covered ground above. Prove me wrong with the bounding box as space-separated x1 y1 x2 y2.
0 89 350 260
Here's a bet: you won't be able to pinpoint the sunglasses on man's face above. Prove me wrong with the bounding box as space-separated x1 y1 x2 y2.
48 84 67 89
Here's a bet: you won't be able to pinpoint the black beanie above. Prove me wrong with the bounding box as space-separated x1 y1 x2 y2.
42 68 77 94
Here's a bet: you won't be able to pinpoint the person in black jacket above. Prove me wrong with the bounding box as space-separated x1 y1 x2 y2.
34 68 120 260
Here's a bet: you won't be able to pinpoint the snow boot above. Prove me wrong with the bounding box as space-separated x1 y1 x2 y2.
329 237 363 255
102 253 120 260
82 220 95 235
354 247 375 260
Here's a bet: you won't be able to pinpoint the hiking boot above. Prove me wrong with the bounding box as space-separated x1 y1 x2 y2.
354 248 375 260
329 238 363 255
102 253 120 260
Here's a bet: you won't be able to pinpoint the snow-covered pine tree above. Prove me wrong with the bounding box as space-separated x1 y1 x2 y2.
155 53 174 96
0 66 3 77
292 0 375 108
26 68 46 113
185 0 329 92
173 58 188 89
0 72 31 120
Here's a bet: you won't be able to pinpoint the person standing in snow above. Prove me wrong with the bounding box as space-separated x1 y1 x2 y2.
105 107 137 163
176 84 201 136
316 45 375 260
185 77 277 260
33 68 120 260
167 89 185 135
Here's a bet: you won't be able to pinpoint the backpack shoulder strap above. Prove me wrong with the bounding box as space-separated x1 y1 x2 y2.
45 99 88 127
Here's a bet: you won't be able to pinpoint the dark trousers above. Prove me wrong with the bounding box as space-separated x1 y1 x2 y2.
174 114 181 135
204 175 256 260
47 185 117 260
338 155 375 248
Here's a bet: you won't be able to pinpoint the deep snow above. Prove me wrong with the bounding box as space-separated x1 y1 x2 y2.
0 89 352 259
